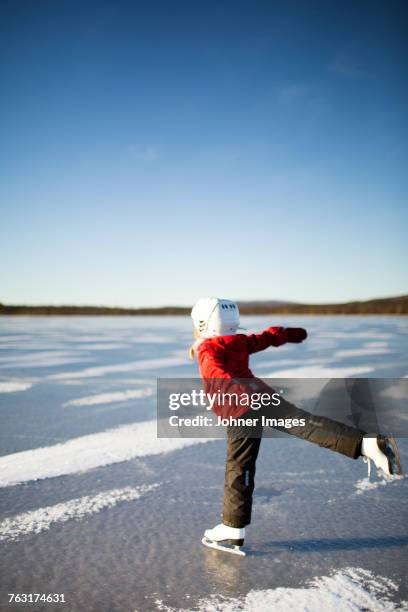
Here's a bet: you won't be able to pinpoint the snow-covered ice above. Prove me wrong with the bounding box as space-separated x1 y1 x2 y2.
154 568 404 611
0 315 407 611
0 381 34 393
0 484 159 542
333 348 392 358
50 355 187 379
262 365 374 377
62 387 154 407
354 475 405 495
0 419 212 487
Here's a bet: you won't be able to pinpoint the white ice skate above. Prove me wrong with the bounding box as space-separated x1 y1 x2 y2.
361 435 403 477
202 523 246 556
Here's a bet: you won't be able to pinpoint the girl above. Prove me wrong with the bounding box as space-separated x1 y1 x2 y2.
190 297 402 555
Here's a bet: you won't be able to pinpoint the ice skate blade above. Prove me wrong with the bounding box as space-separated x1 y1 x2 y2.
386 436 403 476
201 537 246 556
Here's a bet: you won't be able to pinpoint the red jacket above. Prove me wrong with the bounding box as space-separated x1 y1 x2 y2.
196 327 294 418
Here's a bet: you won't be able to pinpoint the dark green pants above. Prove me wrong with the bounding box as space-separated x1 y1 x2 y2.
222 397 365 528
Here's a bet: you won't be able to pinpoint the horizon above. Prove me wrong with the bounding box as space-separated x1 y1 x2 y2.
1 291 407 310
1 0 407 307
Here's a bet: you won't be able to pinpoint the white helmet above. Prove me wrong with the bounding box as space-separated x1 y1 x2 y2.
191 297 240 338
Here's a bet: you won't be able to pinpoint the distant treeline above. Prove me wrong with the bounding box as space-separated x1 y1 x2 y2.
237 295 408 315
1 295 407 316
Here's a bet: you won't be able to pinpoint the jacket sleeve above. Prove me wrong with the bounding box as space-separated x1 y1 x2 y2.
198 344 232 379
245 326 289 354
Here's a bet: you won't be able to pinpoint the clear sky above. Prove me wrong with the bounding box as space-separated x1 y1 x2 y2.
1 0 407 307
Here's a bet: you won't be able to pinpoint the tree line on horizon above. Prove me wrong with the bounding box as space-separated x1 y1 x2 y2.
0 295 407 315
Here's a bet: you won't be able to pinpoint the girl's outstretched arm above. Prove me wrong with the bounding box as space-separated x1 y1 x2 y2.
246 326 307 354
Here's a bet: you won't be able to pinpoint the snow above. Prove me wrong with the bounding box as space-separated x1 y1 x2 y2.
130 334 176 343
50 356 187 379
69 335 127 342
333 348 392 358
0 351 93 368
0 381 34 393
263 365 374 378
154 568 403 611
63 387 154 407
76 343 130 350
0 484 159 542
354 475 405 495
256 358 322 369
319 332 394 339
380 380 408 400
0 419 213 487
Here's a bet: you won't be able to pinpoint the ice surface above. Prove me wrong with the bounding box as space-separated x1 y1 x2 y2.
0 315 407 611
0 484 159 542
354 475 405 495
50 355 187 379
0 419 212 487
262 365 374 377
62 387 154 407
0 350 94 368
154 568 404 611
334 348 392 358
0 381 34 393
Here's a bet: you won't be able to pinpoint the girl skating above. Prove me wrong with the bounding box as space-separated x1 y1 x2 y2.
190 297 403 555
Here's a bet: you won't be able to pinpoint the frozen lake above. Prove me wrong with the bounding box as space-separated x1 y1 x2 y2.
0 316 407 611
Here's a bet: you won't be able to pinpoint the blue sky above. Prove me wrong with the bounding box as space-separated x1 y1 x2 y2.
1 0 407 307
